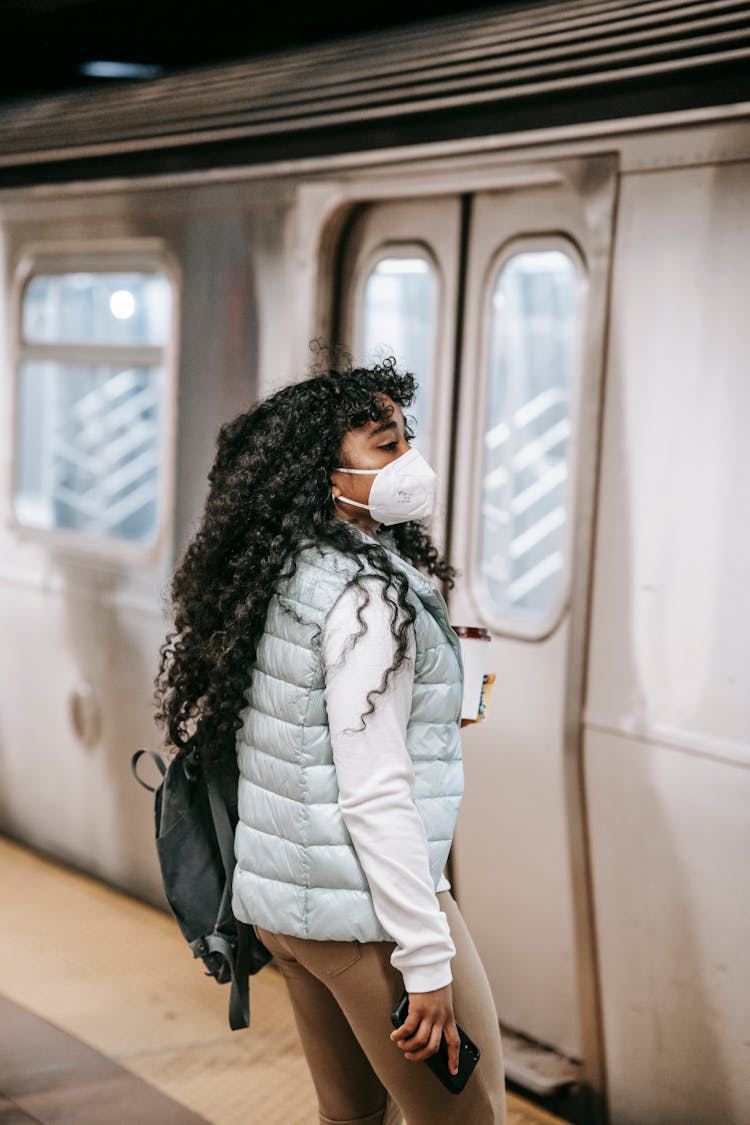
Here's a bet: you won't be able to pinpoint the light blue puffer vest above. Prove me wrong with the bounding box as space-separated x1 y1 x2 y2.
231 527 465 942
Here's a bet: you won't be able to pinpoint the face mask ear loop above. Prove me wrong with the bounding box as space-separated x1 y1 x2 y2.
332 466 379 512
334 466 383 475
335 495 372 511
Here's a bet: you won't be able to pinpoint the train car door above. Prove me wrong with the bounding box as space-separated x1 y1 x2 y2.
334 155 617 1109
449 161 617 1105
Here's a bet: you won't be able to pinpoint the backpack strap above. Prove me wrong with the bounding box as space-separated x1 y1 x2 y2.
230 921 252 1030
206 776 236 887
206 773 250 1030
131 748 166 792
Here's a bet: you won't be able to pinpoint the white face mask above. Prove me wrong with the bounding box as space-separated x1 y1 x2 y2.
334 447 437 526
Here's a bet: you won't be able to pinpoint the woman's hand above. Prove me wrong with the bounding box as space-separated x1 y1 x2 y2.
389 984 460 1075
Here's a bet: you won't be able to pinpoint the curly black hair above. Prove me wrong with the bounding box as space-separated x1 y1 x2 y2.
153 358 456 772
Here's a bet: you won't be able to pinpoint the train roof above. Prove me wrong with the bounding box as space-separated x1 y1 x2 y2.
1 0 749 188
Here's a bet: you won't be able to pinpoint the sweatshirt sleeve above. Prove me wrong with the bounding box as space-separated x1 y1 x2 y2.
322 576 455 993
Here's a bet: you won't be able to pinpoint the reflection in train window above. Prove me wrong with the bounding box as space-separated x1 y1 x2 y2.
361 255 437 450
23 272 171 346
476 247 581 627
14 269 173 545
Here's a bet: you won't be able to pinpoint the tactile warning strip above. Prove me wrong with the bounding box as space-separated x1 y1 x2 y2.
0 836 565 1125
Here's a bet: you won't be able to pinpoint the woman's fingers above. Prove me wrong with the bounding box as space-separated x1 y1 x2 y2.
394 1016 432 1052
401 1021 460 1069
389 985 459 1066
444 1020 460 1075
405 1022 443 1061
390 1012 424 1045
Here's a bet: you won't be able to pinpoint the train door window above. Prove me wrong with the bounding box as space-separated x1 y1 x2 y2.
13 258 176 551
359 250 438 452
334 198 461 555
475 240 584 632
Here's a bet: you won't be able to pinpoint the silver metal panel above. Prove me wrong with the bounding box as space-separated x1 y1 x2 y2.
585 729 750 1125
0 182 288 903
1 0 748 167
585 160 750 1123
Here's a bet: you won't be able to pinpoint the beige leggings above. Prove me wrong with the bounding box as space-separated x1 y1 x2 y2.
254 891 506 1125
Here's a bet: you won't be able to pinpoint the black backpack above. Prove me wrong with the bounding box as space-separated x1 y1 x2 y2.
131 745 272 1029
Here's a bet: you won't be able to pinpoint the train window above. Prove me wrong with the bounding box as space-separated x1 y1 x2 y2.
13 263 175 548
361 253 438 450
22 272 171 346
474 243 583 631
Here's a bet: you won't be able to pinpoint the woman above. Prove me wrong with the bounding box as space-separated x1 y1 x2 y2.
155 360 506 1125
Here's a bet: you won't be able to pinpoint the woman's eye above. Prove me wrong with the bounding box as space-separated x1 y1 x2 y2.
380 441 399 451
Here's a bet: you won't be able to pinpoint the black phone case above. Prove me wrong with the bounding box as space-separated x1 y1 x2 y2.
390 990 480 1095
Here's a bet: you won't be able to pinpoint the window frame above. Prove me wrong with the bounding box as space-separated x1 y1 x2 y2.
351 240 443 461
8 240 181 565
467 233 588 641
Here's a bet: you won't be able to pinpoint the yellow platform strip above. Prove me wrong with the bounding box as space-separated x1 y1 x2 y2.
0 836 565 1125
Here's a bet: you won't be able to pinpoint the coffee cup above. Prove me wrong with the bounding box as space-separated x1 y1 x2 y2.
453 626 491 721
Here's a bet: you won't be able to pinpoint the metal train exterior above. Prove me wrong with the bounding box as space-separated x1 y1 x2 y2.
0 3 748 1123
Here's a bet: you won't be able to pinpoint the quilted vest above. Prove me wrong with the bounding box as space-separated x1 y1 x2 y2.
231 526 465 942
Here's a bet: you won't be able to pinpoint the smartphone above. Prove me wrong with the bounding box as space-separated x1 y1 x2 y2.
390 990 480 1095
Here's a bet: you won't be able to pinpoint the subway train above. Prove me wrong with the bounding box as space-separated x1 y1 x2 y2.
1 2 749 1123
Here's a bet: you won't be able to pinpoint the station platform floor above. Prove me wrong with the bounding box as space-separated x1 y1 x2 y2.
0 836 566 1125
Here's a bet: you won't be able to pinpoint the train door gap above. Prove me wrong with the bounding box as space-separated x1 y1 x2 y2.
441 191 472 608
505 1078 590 1125
499 1021 585 1108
